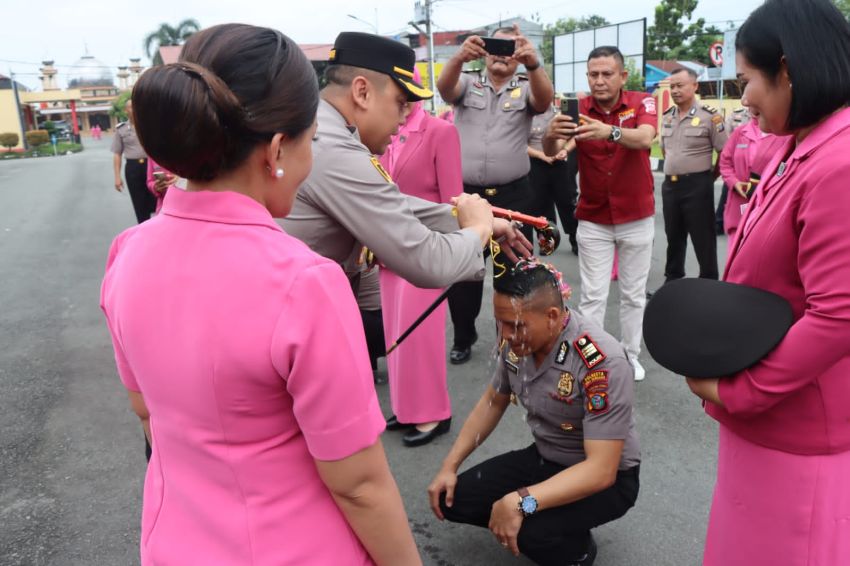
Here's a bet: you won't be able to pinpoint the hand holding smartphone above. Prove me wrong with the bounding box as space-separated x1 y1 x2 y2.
481 37 516 57
559 97 580 125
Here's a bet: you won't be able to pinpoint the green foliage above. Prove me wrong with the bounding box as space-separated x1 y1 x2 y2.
647 0 710 61
835 0 850 18
25 130 49 147
681 25 723 65
42 120 56 133
110 91 133 122
144 19 201 66
0 132 19 150
625 59 646 92
540 15 611 66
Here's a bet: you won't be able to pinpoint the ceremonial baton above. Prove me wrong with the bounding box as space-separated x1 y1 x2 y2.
385 207 561 356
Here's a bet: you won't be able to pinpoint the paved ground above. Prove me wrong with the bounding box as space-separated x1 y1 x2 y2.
0 137 726 565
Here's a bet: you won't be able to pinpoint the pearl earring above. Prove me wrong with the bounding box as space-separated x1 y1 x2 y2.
275 168 285 178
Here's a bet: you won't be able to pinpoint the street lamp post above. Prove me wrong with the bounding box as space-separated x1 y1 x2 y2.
347 12 378 34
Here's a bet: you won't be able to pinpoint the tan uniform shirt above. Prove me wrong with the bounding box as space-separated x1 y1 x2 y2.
282 100 485 289
727 107 751 134
528 106 556 153
453 73 540 186
110 122 146 160
491 311 641 470
661 103 729 176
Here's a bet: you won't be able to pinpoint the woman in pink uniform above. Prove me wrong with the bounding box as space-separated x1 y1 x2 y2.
686 1 850 565
379 72 463 447
100 24 420 566
717 114 786 253
144 159 174 214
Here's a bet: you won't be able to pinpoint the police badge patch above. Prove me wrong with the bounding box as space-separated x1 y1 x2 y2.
557 372 574 397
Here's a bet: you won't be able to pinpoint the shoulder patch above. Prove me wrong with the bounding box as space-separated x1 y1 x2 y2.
702 104 718 114
711 114 723 125
369 156 393 183
574 334 606 369
642 97 657 115
583 370 610 414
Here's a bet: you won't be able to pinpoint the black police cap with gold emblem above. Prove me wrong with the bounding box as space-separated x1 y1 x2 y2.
329 31 433 101
643 278 793 378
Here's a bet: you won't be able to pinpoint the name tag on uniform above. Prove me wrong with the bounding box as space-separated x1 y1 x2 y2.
505 359 518 374
736 144 749 149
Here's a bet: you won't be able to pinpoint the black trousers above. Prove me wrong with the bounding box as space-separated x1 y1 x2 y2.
448 176 535 349
125 158 158 224
529 157 578 249
440 444 640 566
662 171 719 281
715 184 729 232
359 308 385 370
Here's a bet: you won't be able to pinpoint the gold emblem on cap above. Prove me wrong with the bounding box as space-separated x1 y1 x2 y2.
557 372 574 397
328 49 336 60
392 65 414 78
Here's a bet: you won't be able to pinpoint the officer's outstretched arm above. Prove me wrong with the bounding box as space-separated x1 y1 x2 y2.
428 385 510 519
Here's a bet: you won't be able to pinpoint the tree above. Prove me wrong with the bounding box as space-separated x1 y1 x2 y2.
624 58 646 92
540 15 611 66
144 19 201 66
110 91 133 122
681 24 723 65
0 132 19 151
835 0 850 18
646 0 707 61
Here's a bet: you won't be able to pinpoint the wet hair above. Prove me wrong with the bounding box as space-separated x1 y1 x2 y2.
670 67 698 82
493 261 565 310
587 46 625 69
131 24 319 181
736 0 850 130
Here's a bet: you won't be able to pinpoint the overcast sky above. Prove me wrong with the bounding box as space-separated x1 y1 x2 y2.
1 0 763 89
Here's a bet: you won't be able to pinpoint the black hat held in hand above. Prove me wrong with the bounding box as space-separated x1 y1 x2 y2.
643 279 793 378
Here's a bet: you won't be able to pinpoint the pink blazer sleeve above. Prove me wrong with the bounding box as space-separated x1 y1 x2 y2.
718 126 742 190
145 159 157 195
432 122 463 204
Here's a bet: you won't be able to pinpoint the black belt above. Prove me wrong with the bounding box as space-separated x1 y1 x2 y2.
465 175 528 198
665 170 711 183
126 158 148 164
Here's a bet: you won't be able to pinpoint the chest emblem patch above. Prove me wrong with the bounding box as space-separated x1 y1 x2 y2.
691 117 701 127
557 372 574 397
510 87 522 99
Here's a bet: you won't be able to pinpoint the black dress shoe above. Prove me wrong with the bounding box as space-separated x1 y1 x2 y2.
385 415 412 431
402 418 451 447
450 346 471 365
567 533 597 566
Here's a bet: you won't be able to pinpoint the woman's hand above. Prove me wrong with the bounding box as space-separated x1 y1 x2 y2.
154 174 174 194
686 377 724 406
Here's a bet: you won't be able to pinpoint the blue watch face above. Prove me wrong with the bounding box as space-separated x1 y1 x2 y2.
521 496 538 514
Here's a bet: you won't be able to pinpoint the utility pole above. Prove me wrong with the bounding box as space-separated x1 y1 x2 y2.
9 70 28 150
425 0 437 113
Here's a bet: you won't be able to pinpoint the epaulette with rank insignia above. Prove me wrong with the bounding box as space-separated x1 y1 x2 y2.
702 104 718 114
663 106 675 115
574 334 605 369
116 121 128 128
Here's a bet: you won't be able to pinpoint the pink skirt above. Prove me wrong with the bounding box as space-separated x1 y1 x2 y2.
380 270 450 424
704 424 850 566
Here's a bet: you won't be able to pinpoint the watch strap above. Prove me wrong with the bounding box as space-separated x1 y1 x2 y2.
517 487 530 498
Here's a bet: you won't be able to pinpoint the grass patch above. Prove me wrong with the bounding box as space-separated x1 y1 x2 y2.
1 143 83 159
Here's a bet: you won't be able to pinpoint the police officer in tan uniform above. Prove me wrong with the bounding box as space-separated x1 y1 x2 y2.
660 67 729 281
111 100 157 223
437 24 554 364
428 261 639 566
283 32 530 296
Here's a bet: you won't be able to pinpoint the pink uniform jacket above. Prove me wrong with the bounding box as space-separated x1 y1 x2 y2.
101 189 383 565
718 120 787 236
379 104 464 423
708 107 850 456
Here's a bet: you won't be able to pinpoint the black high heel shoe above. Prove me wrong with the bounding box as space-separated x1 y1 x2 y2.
402 417 451 447
385 415 413 431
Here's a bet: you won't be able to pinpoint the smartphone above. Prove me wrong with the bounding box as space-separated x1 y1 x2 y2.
152 171 167 181
560 97 580 124
743 172 761 200
482 37 516 57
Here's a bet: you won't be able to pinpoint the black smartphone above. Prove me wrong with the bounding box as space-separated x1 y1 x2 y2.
560 97 580 124
482 37 516 56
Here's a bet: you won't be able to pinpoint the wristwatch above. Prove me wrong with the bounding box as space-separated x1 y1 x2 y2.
608 125 622 143
516 487 538 517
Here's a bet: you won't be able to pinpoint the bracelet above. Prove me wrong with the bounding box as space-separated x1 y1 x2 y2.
525 61 540 71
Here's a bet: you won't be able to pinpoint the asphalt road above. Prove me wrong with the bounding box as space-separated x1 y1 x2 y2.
0 137 725 566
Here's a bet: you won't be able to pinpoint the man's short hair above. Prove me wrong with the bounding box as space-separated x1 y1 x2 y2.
587 46 625 69
492 26 518 37
670 67 699 82
324 64 388 89
493 261 566 311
